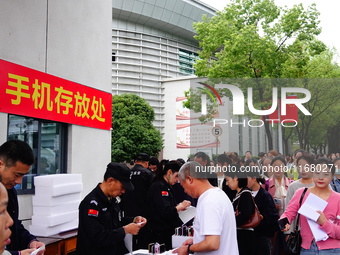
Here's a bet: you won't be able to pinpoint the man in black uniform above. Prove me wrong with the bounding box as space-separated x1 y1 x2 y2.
122 153 153 249
76 162 147 255
0 140 45 255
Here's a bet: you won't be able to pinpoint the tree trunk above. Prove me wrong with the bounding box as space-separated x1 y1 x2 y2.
263 116 273 150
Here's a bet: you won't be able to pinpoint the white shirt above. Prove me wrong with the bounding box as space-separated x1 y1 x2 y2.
194 188 239 255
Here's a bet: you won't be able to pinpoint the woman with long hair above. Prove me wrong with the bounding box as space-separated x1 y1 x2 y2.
225 164 255 255
146 160 191 249
284 153 315 235
280 158 340 254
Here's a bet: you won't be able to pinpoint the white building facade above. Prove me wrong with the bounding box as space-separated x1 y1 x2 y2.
0 0 112 227
111 0 277 160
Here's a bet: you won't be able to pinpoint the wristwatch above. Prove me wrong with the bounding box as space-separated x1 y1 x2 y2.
187 244 194 254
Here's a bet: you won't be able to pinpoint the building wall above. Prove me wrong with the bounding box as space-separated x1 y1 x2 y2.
0 0 112 223
111 0 280 160
111 0 216 132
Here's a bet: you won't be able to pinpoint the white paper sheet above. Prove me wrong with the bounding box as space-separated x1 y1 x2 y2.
297 193 329 241
307 219 329 242
178 206 196 224
124 233 133 253
298 193 328 221
131 249 177 255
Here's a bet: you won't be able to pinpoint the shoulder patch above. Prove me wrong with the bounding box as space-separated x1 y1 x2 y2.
161 191 169 196
88 209 99 217
90 200 98 206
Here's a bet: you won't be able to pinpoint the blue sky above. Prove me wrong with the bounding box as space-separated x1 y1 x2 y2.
200 0 340 61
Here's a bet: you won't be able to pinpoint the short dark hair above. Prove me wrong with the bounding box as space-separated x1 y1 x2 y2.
216 154 232 165
194 152 211 166
224 164 248 188
246 166 264 184
0 140 34 167
149 156 159 166
244 158 258 166
194 151 210 161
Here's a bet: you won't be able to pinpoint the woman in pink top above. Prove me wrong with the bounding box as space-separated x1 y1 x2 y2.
279 158 340 254
267 156 292 216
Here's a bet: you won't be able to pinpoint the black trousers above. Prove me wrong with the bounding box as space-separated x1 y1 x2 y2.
237 229 256 255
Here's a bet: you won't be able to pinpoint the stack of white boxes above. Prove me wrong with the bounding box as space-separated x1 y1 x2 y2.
29 174 82 237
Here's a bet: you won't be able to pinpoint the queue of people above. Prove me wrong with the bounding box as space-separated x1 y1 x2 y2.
1 139 340 255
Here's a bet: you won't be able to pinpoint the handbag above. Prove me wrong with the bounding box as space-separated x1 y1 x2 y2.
285 187 308 255
235 190 263 228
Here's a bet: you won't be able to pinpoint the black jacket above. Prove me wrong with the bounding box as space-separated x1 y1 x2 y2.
232 187 255 227
76 184 133 255
147 178 182 233
253 187 279 237
7 188 37 255
122 164 154 217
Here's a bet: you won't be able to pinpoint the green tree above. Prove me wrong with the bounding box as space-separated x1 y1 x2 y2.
111 94 163 162
191 0 322 149
282 47 340 151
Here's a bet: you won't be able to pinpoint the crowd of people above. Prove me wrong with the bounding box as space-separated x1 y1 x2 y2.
1 139 340 255
110 149 340 255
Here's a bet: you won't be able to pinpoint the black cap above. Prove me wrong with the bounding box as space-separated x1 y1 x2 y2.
134 153 150 162
105 162 134 191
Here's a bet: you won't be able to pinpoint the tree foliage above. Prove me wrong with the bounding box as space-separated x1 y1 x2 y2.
111 94 163 163
194 0 321 78
188 0 340 151
289 52 340 151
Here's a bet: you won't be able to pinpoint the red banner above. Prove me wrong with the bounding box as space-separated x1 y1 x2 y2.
0 59 112 130
268 96 298 123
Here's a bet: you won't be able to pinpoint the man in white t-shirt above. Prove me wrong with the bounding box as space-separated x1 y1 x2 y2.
174 161 238 255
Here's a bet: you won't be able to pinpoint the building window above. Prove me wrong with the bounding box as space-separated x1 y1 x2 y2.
7 114 68 194
179 49 198 75
112 52 116 62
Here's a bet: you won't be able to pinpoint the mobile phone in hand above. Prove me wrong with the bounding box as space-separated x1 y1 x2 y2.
278 217 289 230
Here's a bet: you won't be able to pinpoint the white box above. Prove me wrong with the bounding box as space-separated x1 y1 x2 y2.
132 249 173 255
33 201 79 216
172 235 190 249
32 193 81 206
31 210 78 227
29 218 78 237
35 182 83 197
34 174 82 187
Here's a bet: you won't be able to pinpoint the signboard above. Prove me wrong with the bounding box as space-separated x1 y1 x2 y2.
212 126 222 137
0 59 112 130
176 97 221 148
